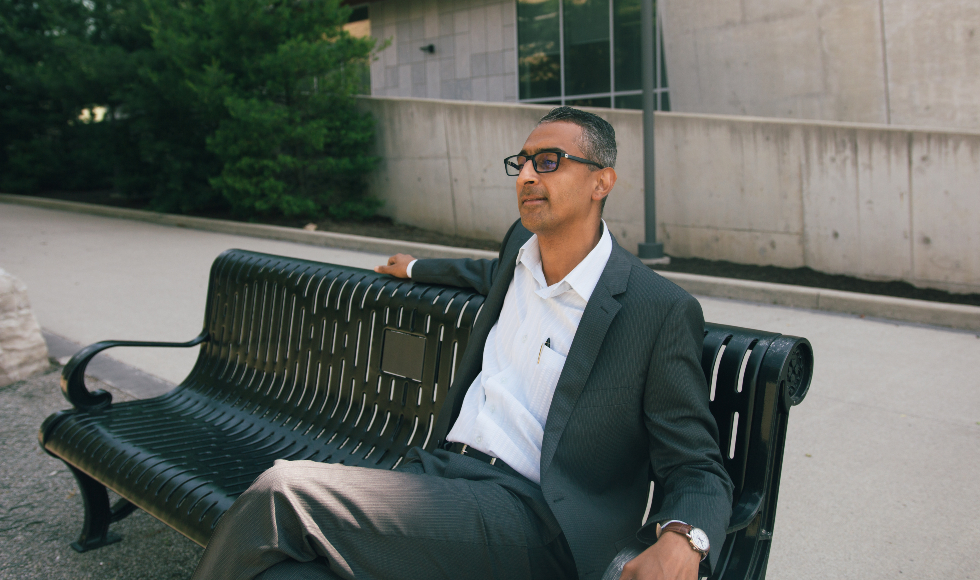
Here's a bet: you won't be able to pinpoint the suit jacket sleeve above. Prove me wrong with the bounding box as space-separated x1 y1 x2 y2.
408 220 522 295
638 293 734 573
410 257 499 295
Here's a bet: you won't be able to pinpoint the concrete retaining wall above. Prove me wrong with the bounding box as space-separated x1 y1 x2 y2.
358 97 651 255
359 97 980 294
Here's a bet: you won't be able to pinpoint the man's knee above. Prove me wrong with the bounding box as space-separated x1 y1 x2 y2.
247 459 326 499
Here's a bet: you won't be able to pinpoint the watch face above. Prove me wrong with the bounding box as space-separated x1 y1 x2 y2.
690 528 710 552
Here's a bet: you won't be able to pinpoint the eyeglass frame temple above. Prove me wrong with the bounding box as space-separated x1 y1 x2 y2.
503 152 604 175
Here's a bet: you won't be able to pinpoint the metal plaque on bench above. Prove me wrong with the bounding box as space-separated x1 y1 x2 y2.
380 329 425 382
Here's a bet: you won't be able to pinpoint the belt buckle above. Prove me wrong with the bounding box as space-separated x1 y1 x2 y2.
460 444 498 466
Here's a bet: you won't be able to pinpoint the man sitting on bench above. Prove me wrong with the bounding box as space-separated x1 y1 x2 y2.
191 107 733 580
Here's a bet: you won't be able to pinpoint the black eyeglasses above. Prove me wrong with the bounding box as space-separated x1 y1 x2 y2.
503 151 604 176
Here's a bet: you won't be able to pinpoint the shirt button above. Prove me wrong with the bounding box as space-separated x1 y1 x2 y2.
476 436 483 443
522 335 527 343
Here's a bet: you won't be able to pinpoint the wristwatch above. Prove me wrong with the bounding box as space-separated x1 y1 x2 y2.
657 521 710 561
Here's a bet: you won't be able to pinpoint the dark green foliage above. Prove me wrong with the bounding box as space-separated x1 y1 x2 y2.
106 0 225 212
0 0 379 220
0 0 115 192
149 0 379 218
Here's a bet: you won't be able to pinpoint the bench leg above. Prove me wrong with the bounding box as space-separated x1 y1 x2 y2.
66 465 131 552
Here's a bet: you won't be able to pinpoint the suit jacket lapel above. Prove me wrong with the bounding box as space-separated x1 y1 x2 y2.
441 226 531 431
539 240 631 476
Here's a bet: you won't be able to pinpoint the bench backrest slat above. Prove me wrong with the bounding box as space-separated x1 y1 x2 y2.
182 250 486 472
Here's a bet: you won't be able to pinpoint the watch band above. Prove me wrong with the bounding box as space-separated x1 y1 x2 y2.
659 522 708 561
657 519 685 537
661 521 694 536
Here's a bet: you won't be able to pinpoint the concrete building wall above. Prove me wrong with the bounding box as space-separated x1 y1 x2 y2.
883 1 980 129
661 0 980 131
364 0 980 130
367 0 518 102
359 96 980 294
358 97 650 256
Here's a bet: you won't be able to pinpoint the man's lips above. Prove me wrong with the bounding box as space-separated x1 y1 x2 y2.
519 185 548 207
520 193 548 205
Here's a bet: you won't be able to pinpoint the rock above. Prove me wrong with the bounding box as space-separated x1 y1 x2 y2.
0 268 49 387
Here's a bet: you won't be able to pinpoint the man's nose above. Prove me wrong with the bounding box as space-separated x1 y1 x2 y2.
516 159 539 187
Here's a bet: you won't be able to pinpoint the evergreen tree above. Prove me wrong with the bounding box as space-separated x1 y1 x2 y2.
108 0 224 212
1 0 380 220
0 0 113 192
149 0 379 219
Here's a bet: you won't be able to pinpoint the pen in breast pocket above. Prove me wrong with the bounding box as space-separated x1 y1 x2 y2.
537 338 551 364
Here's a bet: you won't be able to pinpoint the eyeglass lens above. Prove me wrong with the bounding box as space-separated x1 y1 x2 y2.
505 152 560 176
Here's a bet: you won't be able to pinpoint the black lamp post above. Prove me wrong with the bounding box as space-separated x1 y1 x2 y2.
637 0 666 262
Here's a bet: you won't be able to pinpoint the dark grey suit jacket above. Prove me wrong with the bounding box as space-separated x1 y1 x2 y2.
412 220 733 580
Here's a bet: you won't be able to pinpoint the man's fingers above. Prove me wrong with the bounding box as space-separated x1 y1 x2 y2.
375 254 415 278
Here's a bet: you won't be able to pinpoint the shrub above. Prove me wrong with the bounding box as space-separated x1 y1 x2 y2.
150 0 380 219
1 0 381 221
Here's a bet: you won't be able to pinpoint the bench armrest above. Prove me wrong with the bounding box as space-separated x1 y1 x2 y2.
61 331 208 411
726 490 763 534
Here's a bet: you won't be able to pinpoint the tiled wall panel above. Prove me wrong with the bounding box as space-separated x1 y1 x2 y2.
370 0 518 103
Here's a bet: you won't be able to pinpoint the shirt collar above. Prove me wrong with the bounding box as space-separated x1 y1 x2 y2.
516 221 613 302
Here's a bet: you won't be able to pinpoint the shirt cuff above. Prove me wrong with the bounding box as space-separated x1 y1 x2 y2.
406 259 418 278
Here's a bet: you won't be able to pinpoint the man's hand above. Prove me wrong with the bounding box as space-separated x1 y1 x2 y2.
619 532 701 580
374 253 415 278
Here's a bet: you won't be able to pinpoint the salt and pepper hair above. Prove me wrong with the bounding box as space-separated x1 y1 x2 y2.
537 106 616 214
538 106 617 170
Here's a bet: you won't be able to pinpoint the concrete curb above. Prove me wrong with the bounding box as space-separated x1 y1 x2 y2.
5 193 978 331
659 272 980 332
0 194 499 261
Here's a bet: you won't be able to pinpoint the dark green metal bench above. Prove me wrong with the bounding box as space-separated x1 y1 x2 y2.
39 248 812 579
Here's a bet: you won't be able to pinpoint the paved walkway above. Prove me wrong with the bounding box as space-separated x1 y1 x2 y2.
1 202 978 579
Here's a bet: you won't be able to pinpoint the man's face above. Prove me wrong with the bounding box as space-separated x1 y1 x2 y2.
515 121 599 237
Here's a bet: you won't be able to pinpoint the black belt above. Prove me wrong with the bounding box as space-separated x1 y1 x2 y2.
447 442 522 479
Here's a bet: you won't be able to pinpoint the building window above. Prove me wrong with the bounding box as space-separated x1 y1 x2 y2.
517 0 669 110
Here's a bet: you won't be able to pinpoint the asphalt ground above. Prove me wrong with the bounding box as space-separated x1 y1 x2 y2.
1 202 978 579
0 367 202 579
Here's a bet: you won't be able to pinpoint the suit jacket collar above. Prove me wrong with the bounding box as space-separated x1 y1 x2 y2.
539 237 632 477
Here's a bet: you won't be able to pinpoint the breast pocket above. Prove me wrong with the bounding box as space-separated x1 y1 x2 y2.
526 345 567 417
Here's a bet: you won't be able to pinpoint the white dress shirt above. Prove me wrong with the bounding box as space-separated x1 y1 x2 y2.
441 222 613 483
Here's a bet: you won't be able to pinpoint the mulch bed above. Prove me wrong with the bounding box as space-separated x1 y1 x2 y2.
654 257 980 308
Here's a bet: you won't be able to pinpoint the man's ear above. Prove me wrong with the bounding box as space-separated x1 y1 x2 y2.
592 167 617 202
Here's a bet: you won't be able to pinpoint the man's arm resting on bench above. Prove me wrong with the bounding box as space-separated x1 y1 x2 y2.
374 220 524 294
633 295 734 578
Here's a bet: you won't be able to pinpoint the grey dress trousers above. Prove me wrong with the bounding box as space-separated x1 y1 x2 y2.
191 448 576 580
